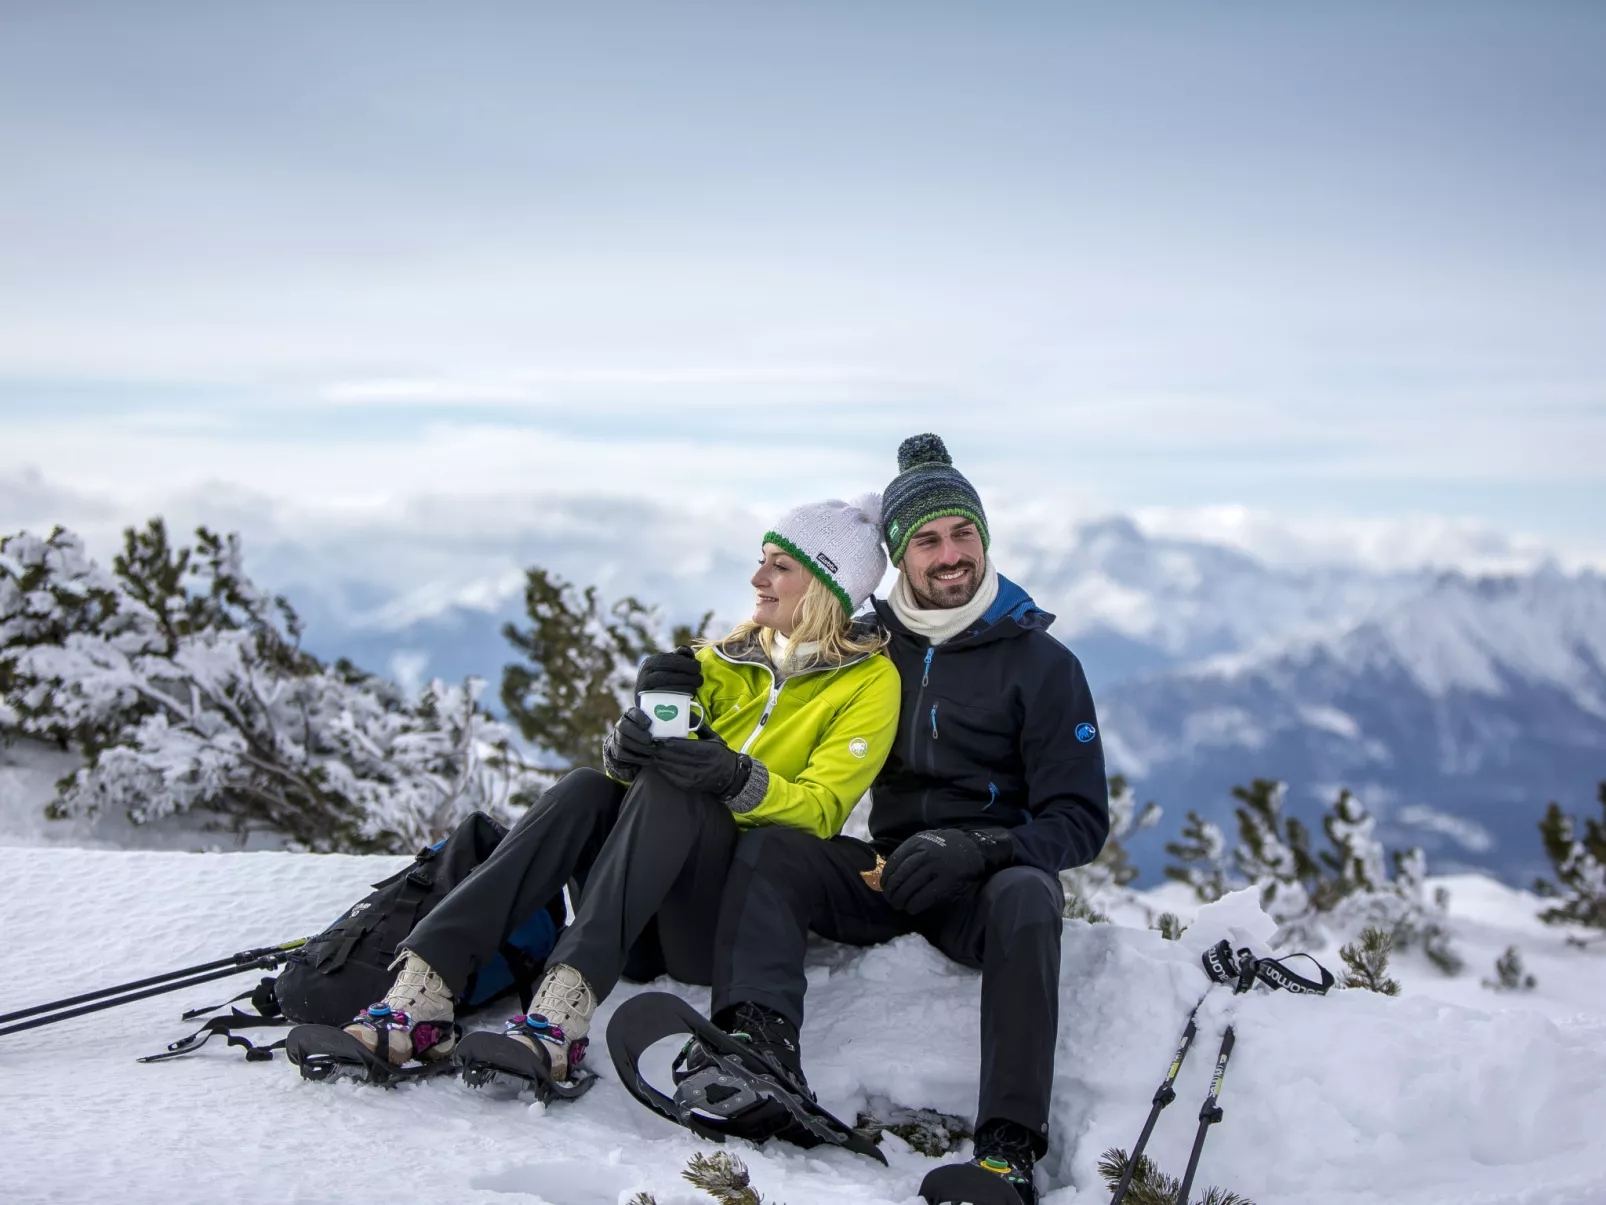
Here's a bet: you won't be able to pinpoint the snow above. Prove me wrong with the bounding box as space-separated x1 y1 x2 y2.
4 846 1605 1205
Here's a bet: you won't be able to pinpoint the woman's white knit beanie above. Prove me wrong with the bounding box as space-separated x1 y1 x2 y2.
763 493 887 616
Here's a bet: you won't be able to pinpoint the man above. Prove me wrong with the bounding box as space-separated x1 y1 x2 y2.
696 433 1109 1205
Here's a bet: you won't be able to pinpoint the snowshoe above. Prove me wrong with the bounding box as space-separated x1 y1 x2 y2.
285 1023 460 1086
606 991 886 1165
453 1017 597 1103
919 1160 1030 1205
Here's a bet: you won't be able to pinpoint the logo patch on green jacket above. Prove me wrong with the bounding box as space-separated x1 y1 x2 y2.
848 737 869 758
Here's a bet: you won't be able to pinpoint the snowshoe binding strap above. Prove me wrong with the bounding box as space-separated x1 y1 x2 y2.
920 1161 1029 1204
142 976 290 1063
351 1002 455 1062
453 1026 597 1103
606 991 887 1165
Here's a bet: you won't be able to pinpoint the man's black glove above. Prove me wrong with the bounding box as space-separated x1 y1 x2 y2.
652 734 751 799
636 646 702 696
602 707 657 782
881 828 1016 915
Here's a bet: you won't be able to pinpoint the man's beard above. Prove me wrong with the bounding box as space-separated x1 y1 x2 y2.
909 555 983 609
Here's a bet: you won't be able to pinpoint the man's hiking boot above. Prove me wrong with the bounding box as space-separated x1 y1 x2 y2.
963 1118 1039 1205
672 1001 814 1141
344 950 457 1066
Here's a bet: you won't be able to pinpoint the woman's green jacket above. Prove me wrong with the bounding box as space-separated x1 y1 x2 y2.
680 635 900 839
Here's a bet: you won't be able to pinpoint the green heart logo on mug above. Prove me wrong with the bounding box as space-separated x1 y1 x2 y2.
653 703 680 721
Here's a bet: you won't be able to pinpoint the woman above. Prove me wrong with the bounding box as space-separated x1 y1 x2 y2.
339 493 898 1087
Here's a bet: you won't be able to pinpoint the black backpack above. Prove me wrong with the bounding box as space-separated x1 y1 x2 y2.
145 811 564 1063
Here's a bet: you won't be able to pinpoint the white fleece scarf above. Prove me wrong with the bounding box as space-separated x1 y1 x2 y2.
768 631 821 680
887 558 999 646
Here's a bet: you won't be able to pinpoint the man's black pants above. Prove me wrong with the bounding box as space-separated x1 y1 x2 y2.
405 766 738 1003
712 825 1064 1150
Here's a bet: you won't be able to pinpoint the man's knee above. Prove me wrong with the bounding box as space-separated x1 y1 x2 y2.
984 866 1065 929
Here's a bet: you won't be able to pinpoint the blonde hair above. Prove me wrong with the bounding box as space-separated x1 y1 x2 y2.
706 574 886 665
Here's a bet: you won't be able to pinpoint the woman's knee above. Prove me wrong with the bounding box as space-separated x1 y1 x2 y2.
732 825 827 882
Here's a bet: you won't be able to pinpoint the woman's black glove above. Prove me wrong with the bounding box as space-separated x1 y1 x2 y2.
636 646 702 696
602 707 657 783
881 827 1016 915
652 735 751 799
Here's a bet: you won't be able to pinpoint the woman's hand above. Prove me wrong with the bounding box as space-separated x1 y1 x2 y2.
653 736 750 799
636 646 702 696
602 707 657 781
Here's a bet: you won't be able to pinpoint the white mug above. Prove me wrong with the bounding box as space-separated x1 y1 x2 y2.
638 690 706 740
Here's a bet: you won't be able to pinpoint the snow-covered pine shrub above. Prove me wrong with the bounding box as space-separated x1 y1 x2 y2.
0 521 546 852
1339 926 1401 995
681 1152 771 1205
1153 912 1187 940
1163 809 1232 903
499 569 712 773
1098 1147 1255 1205
1534 785 1606 938
854 1103 971 1157
1164 779 1460 969
1483 946 1537 992
1061 774 1160 919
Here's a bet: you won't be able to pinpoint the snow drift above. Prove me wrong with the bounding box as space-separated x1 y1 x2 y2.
3 847 1604 1204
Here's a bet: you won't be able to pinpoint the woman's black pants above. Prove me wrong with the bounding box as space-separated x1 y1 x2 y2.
403 766 739 1002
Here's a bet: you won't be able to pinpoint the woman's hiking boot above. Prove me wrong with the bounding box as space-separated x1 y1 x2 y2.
343 950 457 1066
506 963 596 1082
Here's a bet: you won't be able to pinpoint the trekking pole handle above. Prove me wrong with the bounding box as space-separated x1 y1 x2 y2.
0 949 297 1039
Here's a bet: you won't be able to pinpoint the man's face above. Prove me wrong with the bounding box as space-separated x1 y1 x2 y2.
901 515 985 609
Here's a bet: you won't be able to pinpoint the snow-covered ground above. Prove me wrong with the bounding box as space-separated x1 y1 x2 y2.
3 839 1603 1205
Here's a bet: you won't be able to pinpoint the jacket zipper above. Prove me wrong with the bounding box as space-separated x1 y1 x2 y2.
740 675 784 755
710 644 869 757
910 645 936 827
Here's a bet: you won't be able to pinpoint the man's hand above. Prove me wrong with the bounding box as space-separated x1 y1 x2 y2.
881 828 1015 914
602 707 657 780
652 735 750 799
636 646 702 696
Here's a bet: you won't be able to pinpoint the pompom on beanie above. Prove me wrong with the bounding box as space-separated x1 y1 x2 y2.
763 493 888 616
880 433 989 565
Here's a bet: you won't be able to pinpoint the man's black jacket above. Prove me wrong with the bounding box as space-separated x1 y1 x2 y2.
867 575 1110 874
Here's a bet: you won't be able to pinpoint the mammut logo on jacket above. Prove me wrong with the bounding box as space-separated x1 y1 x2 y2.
849 737 869 758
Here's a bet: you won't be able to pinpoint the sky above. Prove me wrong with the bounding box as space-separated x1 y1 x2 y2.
3 2 1604 590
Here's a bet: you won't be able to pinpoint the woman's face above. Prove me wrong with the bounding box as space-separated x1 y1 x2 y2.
750 543 811 636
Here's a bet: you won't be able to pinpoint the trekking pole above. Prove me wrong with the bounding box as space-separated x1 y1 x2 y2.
1107 1010 1198 1205
0 940 305 1039
1108 941 1258 1205
1173 1025 1236 1205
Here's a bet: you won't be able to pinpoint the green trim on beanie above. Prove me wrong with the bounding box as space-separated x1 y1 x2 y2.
887 507 990 567
761 530 856 617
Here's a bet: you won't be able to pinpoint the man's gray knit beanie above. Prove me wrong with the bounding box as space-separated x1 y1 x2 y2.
881 433 989 565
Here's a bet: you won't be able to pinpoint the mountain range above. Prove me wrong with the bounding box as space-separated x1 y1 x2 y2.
288 512 1605 886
